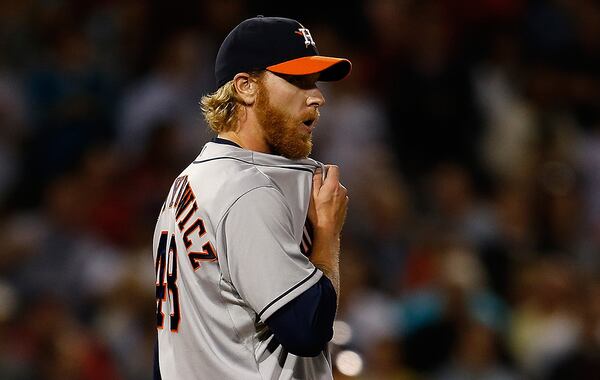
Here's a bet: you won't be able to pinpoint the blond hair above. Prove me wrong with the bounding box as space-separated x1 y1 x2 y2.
200 72 262 133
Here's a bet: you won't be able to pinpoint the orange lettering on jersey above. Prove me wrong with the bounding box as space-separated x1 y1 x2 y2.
188 241 217 271
178 203 198 232
168 175 188 208
183 218 207 249
175 183 197 220
167 176 219 273
182 217 218 271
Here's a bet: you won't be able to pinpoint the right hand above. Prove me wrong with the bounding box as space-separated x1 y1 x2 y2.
308 165 349 237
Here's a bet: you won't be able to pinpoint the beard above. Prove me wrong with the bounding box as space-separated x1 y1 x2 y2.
255 84 315 160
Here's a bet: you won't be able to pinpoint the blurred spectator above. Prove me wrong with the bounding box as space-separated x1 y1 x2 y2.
509 258 582 378
117 29 214 163
0 69 27 208
575 124 600 271
435 320 519 380
399 243 507 375
370 0 484 183
18 20 117 208
548 279 600 380
361 337 416 380
0 296 121 380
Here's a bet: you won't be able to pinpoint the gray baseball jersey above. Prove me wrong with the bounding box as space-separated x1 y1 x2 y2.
153 140 333 379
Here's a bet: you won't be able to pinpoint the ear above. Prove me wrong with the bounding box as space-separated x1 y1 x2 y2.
233 73 259 105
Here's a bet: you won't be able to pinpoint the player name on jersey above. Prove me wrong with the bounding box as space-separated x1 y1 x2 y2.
166 175 217 270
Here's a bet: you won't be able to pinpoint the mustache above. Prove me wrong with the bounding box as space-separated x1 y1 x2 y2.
300 108 320 123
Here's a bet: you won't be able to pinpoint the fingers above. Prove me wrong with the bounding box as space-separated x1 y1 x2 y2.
321 165 340 194
324 165 339 184
340 184 349 203
313 168 323 196
314 164 348 199
311 164 348 234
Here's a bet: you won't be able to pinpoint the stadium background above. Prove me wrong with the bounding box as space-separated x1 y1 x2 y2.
1 0 599 378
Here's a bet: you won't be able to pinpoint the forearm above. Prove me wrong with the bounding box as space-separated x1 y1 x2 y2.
308 164 347 304
309 231 340 299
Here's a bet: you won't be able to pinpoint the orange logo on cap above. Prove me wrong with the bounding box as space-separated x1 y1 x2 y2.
295 27 316 48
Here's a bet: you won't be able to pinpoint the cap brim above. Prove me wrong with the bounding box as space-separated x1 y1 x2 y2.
267 56 352 82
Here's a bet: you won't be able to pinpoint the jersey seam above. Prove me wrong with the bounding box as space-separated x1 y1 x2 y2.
216 274 263 375
215 185 294 299
214 185 303 378
250 151 293 215
203 149 318 377
248 150 317 320
214 187 269 375
214 185 280 294
215 185 288 233
214 154 298 235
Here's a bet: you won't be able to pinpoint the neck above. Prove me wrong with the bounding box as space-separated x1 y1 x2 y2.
219 114 271 154
217 131 244 147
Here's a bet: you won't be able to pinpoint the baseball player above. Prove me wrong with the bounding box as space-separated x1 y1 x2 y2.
153 16 351 379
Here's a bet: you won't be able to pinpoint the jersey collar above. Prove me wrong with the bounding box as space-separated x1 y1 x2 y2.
211 137 242 148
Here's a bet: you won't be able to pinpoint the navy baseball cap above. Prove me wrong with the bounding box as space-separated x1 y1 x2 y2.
215 16 352 88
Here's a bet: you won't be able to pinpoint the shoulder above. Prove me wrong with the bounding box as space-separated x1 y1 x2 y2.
186 146 275 200
176 143 282 225
228 186 290 217
186 141 319 199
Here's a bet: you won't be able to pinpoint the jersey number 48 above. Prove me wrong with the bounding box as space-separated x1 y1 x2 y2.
155 232 181 332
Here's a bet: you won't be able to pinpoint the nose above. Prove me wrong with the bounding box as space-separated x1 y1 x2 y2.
306 88 325 108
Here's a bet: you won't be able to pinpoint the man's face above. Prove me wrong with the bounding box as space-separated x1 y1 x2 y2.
255 72 324 160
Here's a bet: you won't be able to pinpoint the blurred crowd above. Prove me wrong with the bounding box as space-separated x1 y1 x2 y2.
0 0 599 379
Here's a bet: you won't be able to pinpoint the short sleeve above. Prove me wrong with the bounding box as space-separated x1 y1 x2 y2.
222 186 322 321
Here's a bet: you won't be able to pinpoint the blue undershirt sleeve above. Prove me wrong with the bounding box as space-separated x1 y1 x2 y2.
265 275 337 357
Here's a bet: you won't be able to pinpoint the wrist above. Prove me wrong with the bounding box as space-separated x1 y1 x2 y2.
309 236 340 272
311 225 341 241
